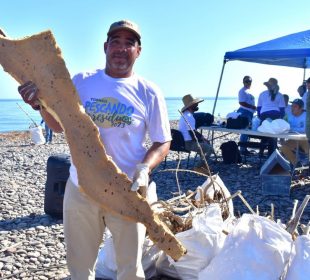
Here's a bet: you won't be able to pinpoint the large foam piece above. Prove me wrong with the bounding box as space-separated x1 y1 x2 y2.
0 30 186 260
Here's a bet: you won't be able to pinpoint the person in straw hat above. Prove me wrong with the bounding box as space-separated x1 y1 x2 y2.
178 94 213 167
257 77 286 121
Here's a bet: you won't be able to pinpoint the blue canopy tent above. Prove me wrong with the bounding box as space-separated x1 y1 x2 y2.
212 29 310 116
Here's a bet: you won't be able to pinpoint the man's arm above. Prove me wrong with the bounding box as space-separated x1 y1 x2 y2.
239 101 256 110
142 141 171 171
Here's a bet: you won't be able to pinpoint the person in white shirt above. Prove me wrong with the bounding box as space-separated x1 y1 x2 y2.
257 78 286 155
257 77 286 121
280 98 308 165
18 20 171 280
237 75 256 155
179 94 213 167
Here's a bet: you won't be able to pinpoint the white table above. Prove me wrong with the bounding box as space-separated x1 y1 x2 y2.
200 126 307 141
200 126 308 167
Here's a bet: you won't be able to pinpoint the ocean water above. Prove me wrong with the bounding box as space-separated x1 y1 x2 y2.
0 97 238 133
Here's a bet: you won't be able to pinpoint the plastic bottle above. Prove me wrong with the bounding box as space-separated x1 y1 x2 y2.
217 113 221 126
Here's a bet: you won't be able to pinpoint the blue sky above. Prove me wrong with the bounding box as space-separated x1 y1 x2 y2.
0 0 309 102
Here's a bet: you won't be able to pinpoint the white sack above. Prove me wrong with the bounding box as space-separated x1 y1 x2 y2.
199 214 292 280
226 112 240 119
286 235 310 280
258 119 290 134
96 234 161 279
157 204 226 280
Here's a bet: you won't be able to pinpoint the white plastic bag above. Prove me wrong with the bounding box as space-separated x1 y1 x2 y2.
199 214 292 280
95 234 161 279
258 119 290 134
156 204 226 280
29 125 45 145
286 235 310 280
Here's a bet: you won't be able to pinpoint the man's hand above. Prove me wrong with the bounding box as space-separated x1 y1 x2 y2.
18 81 41 110
131 163 150 192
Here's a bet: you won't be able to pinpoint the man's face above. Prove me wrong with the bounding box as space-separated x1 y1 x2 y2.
104 30 141 78
243 80 252 89
291 103 303 116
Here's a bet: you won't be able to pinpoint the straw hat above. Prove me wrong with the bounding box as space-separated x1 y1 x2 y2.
263 78 278 88
181 94 204 112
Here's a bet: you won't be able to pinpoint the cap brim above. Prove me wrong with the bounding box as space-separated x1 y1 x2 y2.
108 27 141 40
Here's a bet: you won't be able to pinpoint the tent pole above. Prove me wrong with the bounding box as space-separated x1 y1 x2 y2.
212 59 227 116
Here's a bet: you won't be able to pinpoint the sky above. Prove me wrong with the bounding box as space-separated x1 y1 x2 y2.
1 0 310 103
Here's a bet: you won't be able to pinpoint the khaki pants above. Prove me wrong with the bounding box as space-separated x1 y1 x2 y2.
63 179 146 280
280 140 309 165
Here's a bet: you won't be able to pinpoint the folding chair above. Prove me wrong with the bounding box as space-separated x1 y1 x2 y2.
164 129 193 169
238 135 270 163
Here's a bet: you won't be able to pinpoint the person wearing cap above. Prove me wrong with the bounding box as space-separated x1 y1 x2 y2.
17 20 171 280
280 98 308 166
237 75 256 155
178 94 213 167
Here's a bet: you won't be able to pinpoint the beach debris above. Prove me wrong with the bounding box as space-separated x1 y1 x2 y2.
0 30 186 260
286 195 310 237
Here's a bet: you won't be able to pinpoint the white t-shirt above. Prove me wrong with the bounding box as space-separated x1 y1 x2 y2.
69 69 171 185
288 111 306 133
178 110 195 141
238 87 255 113
257 90 285 114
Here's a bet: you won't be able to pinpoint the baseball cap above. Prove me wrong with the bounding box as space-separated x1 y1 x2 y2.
107 20 141 44
290 98 304 108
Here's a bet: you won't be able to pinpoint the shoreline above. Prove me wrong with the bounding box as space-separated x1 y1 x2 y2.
1 121 310 279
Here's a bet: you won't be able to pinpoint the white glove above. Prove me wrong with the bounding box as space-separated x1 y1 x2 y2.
131 163 150 192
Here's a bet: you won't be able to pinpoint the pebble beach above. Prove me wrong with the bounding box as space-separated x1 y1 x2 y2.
1 120 310 279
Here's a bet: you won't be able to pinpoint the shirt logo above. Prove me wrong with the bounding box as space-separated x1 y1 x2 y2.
84 97 134 128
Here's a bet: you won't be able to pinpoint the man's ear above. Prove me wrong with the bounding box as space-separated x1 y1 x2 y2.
136 45 142 57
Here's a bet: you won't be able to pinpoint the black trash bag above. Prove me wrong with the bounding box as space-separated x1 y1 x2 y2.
220 141 242 164
193 112 214 128
226 116 249 129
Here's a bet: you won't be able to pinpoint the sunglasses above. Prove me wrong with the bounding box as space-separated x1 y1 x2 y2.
244 80 252 84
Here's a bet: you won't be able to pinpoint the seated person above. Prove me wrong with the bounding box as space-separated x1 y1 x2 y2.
257 78 286 121
257 78 286 155
237 75 256 155
280 99 308 166
179 94 213 166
